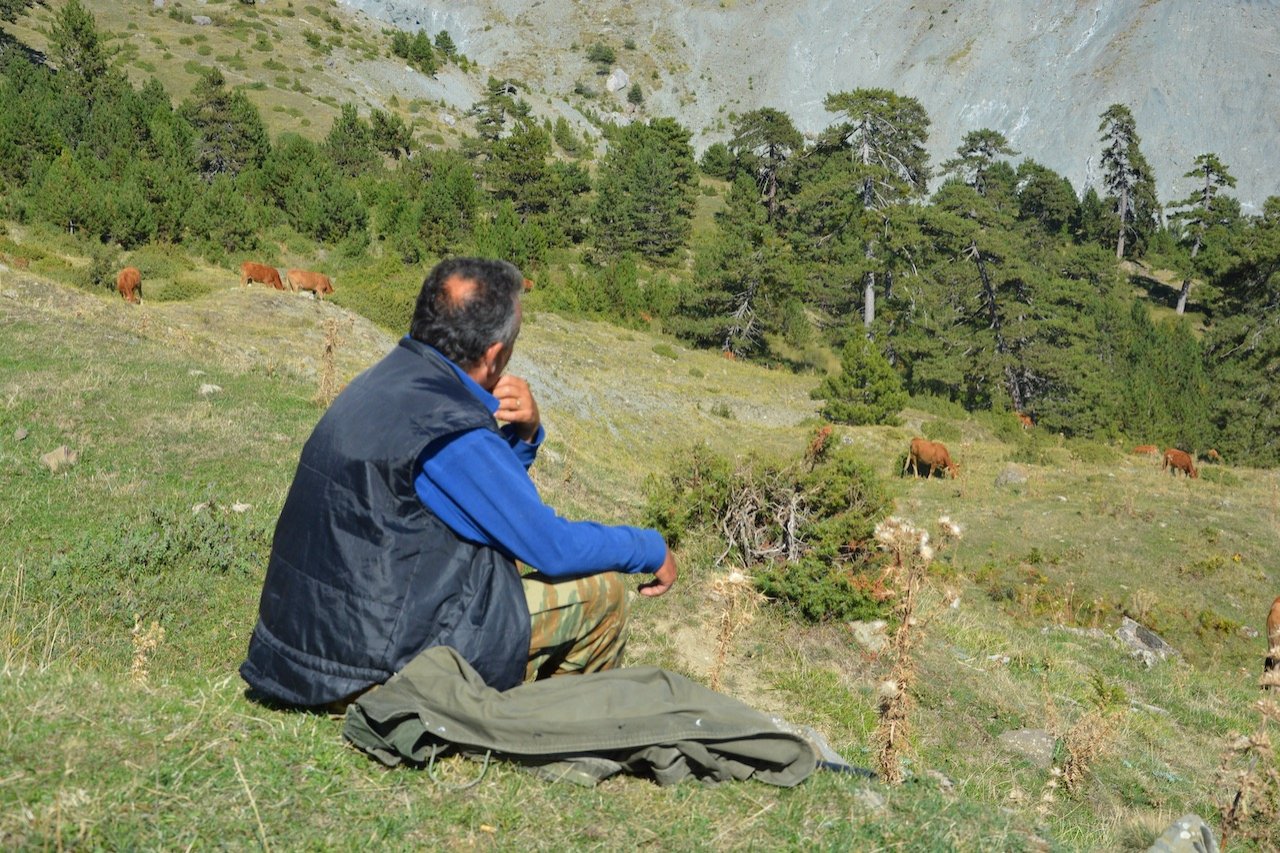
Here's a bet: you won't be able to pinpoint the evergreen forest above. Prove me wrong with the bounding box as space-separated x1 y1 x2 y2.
2 0 1277 466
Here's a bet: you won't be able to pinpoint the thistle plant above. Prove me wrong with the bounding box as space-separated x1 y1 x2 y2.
872 515 962 783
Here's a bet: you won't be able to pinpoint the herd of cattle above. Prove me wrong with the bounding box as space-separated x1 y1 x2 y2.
114 261 335 304
903 433 1279 685
902 438 1220 482
99 255 1280 688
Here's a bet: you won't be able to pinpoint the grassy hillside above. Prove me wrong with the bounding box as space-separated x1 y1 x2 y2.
2 264 1278 849
6 0 471 147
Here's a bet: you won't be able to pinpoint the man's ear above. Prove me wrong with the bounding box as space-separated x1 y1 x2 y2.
480 340 506 381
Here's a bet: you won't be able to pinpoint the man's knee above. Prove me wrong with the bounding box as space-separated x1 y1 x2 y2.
590 571 629 621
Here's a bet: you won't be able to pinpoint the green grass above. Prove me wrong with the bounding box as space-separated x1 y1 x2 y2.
3 267 1277 848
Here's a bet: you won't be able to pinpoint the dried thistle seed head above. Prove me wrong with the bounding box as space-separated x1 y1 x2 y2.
938 515 964 540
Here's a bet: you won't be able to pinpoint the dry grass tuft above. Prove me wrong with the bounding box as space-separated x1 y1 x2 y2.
707 568 764 691
314 317 345 407
2 563 63 675
1061 709 1116 794
872 515 961 784
129 615 166 686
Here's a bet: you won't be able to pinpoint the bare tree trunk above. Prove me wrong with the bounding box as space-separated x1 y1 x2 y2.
863 271 876 331
1115 184 1128 259
1176 237 1202 315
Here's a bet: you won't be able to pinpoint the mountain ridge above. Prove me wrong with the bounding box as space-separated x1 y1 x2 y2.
340 0 1280 211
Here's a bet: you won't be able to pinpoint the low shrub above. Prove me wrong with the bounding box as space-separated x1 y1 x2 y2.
151 277 213 302
922 420 960 443
645 437 893 622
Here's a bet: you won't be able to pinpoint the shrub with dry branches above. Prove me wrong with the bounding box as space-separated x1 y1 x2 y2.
644 433 894 622
1217 697 1280 849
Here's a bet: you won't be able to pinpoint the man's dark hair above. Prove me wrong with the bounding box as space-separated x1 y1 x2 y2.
409 258 524 366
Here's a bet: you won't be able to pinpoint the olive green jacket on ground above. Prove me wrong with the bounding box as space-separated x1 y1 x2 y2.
342 646 821 787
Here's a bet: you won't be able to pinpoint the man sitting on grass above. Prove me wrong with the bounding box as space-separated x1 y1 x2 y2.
241 257 677 709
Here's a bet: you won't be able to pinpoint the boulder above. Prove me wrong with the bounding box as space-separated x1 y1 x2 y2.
192 15 212 26
1146 813 1218 853
995 465 1027 487
605 68 630 93
997 728 1055 768
1116 616 1179 668
40 445 78 473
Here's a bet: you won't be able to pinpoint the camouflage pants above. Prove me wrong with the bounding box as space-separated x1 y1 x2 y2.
522 571 630 682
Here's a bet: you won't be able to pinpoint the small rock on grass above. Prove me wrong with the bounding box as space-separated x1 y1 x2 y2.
14 427 28 441
997 729 1055 768
41 445 77 473
1146 813 1218 853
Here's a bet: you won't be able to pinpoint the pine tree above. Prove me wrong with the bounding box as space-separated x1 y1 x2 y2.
1098 104 1157 259
1015 159 1078 236
369 108 412 160
676 174 798 355
729 107 802 222
941 128 1017 197
325 103 379 176
47 0 112 104
181 68 270 181
592 118 696 259
821 88 931 331
812 337 907 426
1167 153 1237 314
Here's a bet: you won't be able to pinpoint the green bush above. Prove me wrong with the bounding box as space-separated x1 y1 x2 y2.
922 420 960 443
151 277 213 302
812 338 907 426
1065 438 1117 466
652 343 678 360
645 440 893 622
1199 467 1241 487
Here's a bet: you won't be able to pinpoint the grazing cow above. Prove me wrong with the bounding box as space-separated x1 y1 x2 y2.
116 267 142 304
903 437 959 479
1133 444 1160 456
1266 596 1280 688
1016 412 1035 430
1201 448 1223 464
286 268 334 299
1162 448 1198 479
240 261 285 290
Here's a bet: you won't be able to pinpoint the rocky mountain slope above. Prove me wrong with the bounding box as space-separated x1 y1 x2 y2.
340 0 1280 211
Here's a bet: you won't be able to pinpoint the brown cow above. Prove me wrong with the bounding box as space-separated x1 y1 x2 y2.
116 267 142 304
1201 448 1223 464
1133 444 1160 456
1016 412 1035 430
240 261 285 290
522 277 535 292
1162 448 1198 479
903 437 959 479
286 268 334 299
1265 596 1280 688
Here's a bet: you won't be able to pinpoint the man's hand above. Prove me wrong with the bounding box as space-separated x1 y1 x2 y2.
639 546 677 598
493 374 541 443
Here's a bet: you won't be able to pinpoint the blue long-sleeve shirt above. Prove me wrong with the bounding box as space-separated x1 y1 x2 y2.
412 346 666 577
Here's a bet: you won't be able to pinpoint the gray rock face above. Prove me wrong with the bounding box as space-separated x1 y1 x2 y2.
338 0 1280 210
605 68 629 93
997 728 1055 768
995 465 1027 487
192 15 212 26
1117 616 1179 668
1146 813 1219 853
